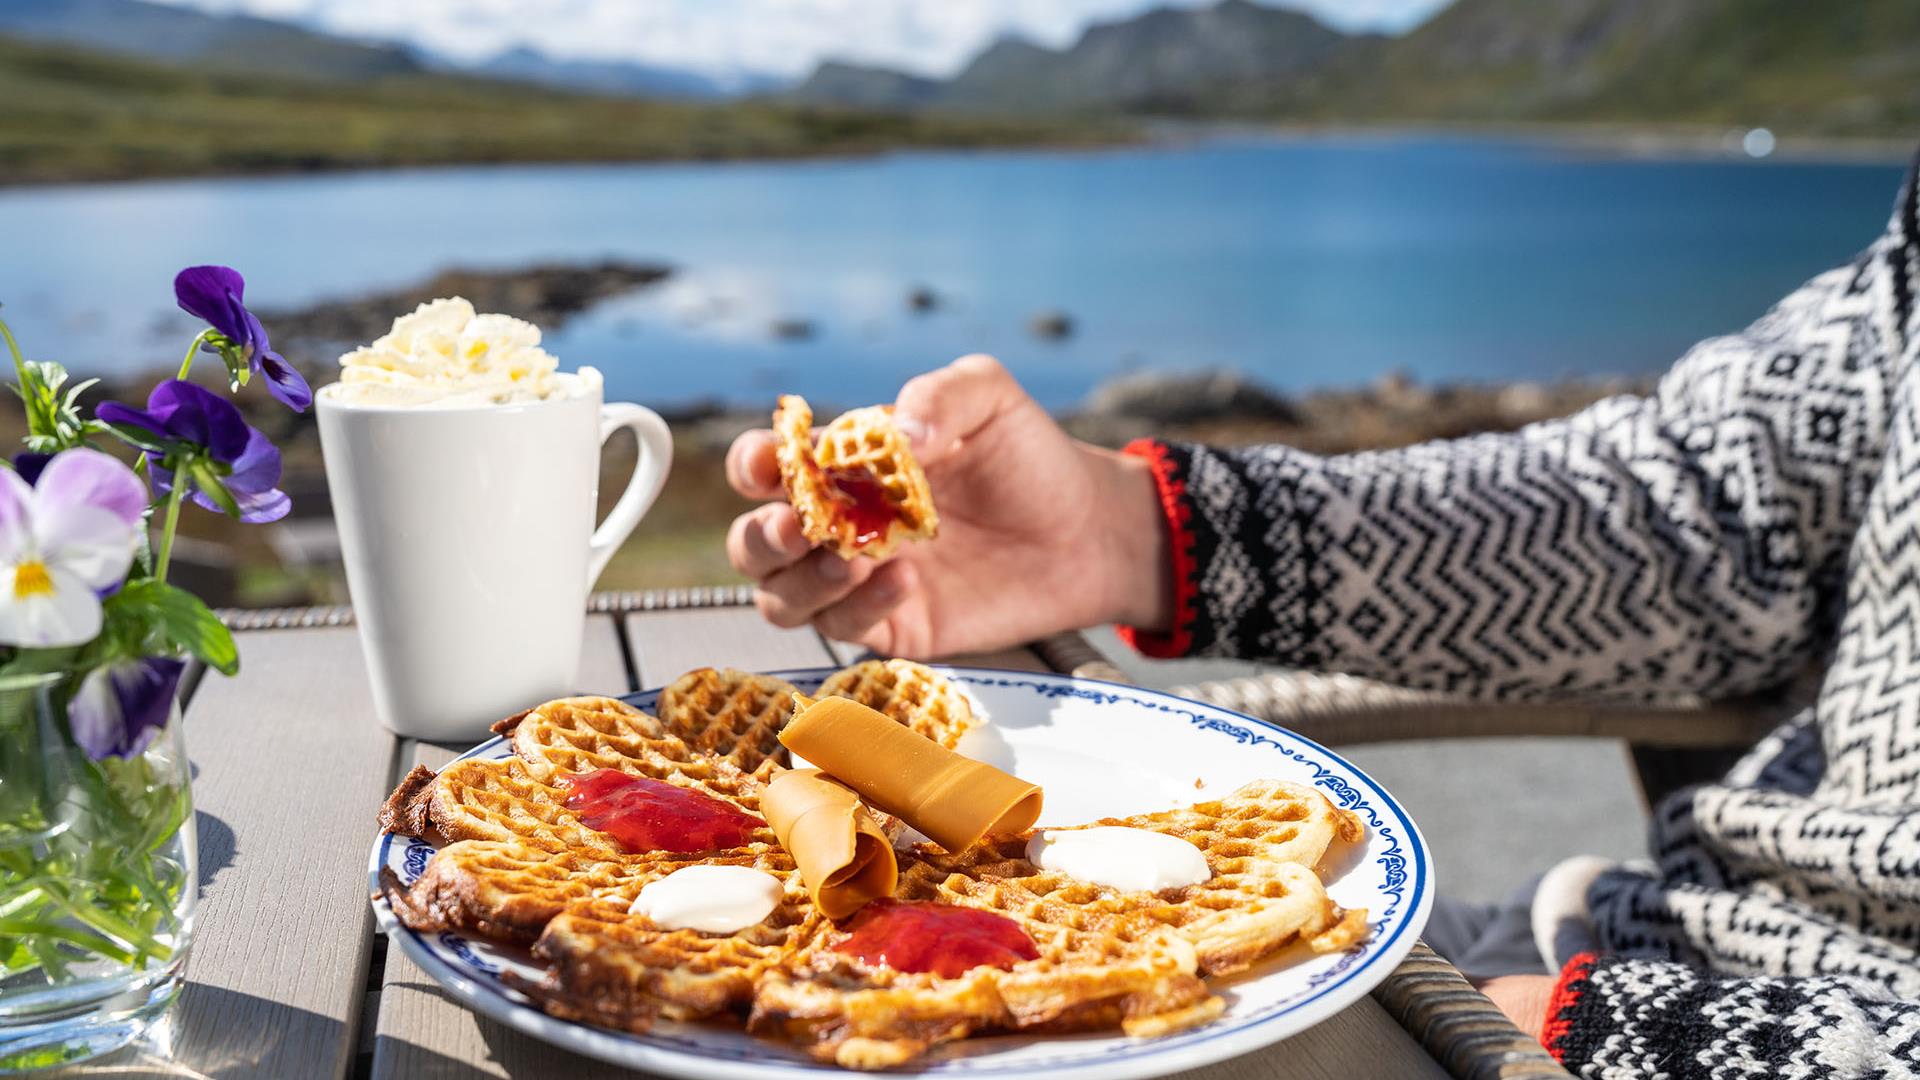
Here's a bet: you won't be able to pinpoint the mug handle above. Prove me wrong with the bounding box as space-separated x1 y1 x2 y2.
588 403 674 587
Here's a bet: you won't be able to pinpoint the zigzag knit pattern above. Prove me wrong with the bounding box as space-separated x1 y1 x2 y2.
1128 152 1920 1078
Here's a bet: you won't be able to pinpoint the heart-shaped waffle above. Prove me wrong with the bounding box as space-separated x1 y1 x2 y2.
815 659 976 749
749 852 1223 1069
774 395 938 560
654 668 801 779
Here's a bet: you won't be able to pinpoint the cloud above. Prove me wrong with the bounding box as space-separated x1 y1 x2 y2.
150 0 1449 79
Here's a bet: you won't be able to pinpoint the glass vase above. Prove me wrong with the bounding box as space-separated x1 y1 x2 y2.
0 672 196 1070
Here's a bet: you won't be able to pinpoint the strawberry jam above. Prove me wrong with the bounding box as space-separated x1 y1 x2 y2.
832 900 1039 978
561 770 762 854
822 466 899 548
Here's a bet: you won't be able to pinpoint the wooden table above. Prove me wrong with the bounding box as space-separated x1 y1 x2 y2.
66 590 1455 1080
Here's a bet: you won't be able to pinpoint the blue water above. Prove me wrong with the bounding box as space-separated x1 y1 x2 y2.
0 136 1905 410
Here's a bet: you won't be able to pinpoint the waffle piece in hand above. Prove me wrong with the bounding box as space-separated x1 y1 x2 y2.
655 668 801 779
816 659 976 749
749 852 1221 1070
774 395 937 560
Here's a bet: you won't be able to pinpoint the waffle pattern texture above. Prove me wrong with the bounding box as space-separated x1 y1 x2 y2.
1121 153 1920 1078
378 663 1364 1068
774 395 938 559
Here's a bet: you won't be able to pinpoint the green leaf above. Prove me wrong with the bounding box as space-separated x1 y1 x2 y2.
99 424 166 453
110 581 237 676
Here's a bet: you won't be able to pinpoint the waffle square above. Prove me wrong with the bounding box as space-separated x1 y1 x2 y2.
774 395 938 560
816 659 976 749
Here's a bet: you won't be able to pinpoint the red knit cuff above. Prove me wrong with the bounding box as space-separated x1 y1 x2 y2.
1114 439 1198 658
1542 951 1598 1062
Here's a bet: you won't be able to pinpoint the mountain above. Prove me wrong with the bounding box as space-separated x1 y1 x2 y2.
466 45 783 101
791 0 1353 113
789 61 942 110
790 0 1920 135
947 0 1352 113
1347 0 1920 132
0 0 420 79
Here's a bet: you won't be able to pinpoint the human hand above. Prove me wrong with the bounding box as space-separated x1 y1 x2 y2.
1477 974 1556 1041
724 354 1171 657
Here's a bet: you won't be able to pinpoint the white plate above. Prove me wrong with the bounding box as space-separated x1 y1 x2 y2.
368 667 1432 1079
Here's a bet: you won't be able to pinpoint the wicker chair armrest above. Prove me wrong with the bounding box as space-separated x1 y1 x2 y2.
1033 632 1786 750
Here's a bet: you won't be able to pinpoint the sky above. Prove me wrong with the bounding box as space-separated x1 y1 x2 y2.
151 0 1451 81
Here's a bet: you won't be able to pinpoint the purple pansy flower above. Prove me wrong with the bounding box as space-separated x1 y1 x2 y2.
96 380 290 524
70 656 186 760
174 265 311 412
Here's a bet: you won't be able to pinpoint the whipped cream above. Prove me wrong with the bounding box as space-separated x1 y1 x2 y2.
1025 827 1211 893
331 297 577 407
630 865 784 934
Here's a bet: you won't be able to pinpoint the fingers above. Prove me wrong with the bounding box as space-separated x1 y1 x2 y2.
894 353 1025 466
726 503 809 580
725 430 783 499
753 549 875 629
813 560 916 647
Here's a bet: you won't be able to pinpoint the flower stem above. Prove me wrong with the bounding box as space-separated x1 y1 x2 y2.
177 330 211 381
153 480 187 582
0 315 28 387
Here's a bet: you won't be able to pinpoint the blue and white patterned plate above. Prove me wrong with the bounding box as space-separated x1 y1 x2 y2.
368 667 1432 1080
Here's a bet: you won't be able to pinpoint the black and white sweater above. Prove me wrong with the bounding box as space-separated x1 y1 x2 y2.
1120 152 1920 1078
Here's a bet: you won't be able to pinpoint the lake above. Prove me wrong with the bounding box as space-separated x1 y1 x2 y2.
0 135 1906 411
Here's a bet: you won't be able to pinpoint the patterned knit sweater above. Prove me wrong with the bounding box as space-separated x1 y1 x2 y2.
1120 153 1920 1078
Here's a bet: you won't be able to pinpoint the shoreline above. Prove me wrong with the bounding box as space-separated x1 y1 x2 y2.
3 121 1909 193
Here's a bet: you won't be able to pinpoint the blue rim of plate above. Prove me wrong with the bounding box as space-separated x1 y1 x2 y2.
369 666 1433 1079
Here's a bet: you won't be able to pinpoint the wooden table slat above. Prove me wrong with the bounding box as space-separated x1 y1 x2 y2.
167 627 401 1080
624 609 836 689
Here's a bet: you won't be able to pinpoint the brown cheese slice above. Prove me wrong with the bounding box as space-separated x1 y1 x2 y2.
761 769 898 919
781 694 1042 853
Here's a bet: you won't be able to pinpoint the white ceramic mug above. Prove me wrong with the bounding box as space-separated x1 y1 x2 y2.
315 371 671 738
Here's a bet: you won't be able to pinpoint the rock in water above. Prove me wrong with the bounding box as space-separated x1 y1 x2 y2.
1028 310 1074 340
1081 370 1299 426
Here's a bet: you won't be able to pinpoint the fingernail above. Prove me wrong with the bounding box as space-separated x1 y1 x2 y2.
818 555 851 582
895 414 930 449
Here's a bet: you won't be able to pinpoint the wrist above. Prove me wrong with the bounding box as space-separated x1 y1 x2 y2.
1084 443 1173 632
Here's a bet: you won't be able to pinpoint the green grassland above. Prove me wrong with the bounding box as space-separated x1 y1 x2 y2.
0 35 1123 185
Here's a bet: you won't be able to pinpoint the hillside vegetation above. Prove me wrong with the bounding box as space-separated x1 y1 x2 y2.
0 35 1118 185
793 0 1920 136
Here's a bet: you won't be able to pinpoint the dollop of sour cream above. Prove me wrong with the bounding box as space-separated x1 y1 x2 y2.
1026 827 1211 893
629 865 784 934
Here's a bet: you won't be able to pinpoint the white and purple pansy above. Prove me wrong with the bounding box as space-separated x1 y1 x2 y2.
0 448 146 648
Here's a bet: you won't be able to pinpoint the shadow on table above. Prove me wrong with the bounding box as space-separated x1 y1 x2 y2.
378 977 641 1079
193 812 237 893
57 984 348 1079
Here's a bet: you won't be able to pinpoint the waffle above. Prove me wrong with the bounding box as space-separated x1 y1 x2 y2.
523 847 822 1029
749 854 1223 1069
926 779 1370 977
774 395 938 560
816 659 976 749
655 668 801 779
376 673 1373 1070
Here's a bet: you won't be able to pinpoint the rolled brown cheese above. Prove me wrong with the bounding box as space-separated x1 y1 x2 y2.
780 694 1042 853
761 769 898 918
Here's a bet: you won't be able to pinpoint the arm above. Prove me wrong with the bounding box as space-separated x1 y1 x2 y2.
1123 157 1917 700
1548 952 1920 1078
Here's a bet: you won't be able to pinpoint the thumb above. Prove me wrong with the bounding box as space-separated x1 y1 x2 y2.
893 353 1026 467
